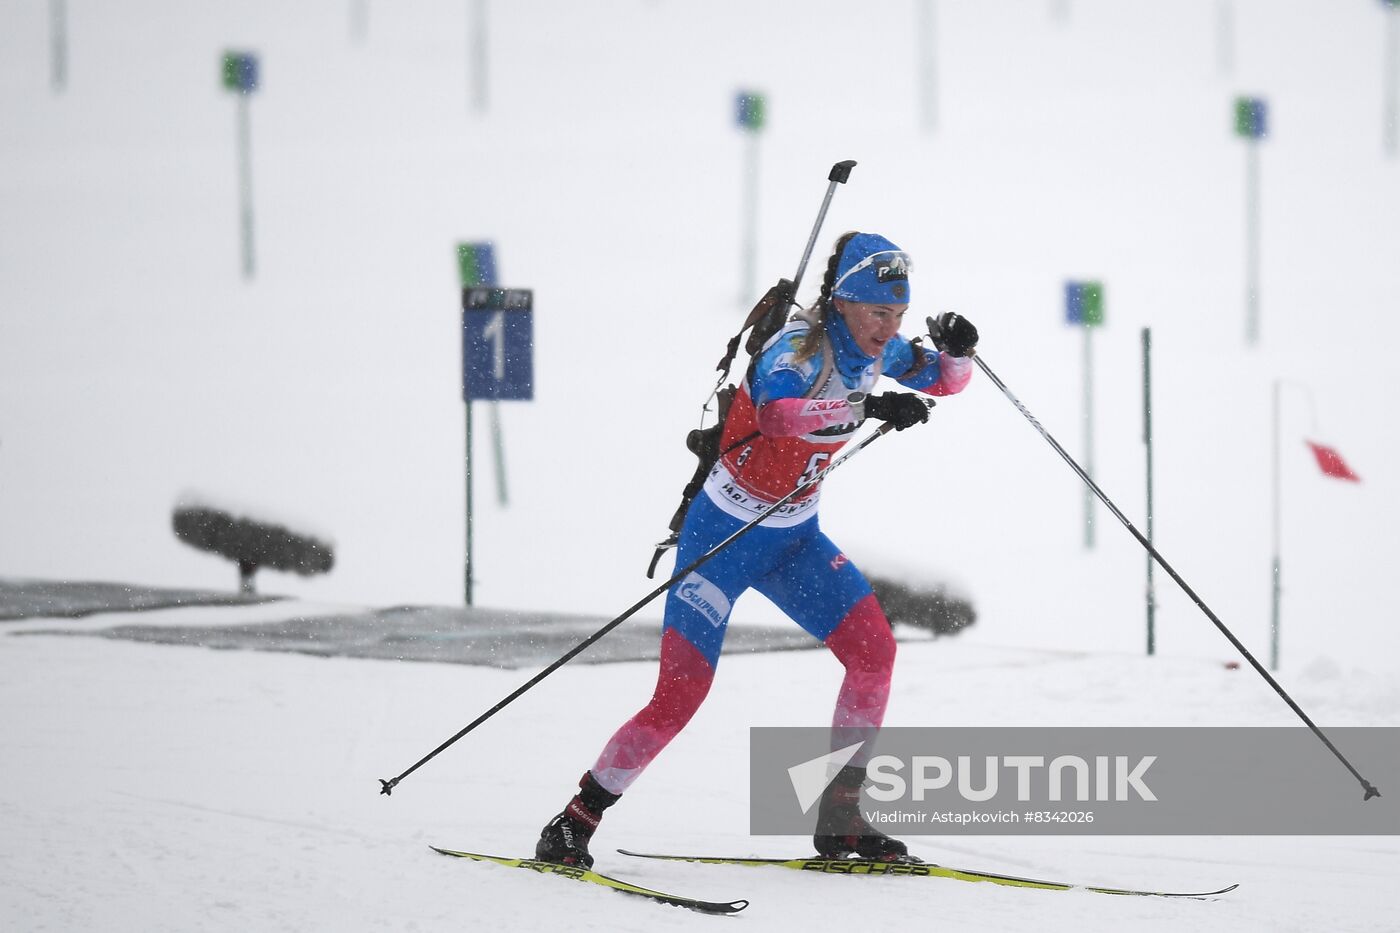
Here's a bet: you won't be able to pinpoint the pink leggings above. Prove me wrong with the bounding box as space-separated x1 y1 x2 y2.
590 593 895 795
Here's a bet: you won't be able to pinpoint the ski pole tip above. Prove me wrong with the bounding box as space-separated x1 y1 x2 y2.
1363 783 1381 801
379 778 396 796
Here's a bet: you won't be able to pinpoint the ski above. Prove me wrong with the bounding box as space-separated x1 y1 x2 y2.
617 849 1238 900
430 847 748 914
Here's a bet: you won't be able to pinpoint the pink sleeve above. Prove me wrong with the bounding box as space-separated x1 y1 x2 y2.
757 397 857 437
921 353 973 397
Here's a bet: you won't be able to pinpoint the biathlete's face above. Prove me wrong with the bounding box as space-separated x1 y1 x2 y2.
834 299 908 357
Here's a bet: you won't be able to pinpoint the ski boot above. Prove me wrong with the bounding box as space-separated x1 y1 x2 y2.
535 771 621 869
813 764 914 862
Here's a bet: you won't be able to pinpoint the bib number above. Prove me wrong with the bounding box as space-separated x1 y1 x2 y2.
798 452 831 487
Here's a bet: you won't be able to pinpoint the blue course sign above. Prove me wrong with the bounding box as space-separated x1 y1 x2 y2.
1065 280 1105 327
462 287 533 401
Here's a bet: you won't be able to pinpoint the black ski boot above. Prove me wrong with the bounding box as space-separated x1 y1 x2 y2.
813 764 912 862
535 771 621 869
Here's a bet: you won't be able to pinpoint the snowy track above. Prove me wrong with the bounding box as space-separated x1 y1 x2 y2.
3 612 1397 931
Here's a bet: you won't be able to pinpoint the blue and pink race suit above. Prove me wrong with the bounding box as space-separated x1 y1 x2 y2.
589 311 972 795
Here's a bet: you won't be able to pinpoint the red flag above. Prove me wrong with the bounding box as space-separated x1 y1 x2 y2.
1304 441 1360 482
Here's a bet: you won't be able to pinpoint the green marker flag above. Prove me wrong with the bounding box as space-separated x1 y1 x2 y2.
221 51 259 94
1065 281 1105 327
735 92 765 132
1081 281 1104 327
735 91 765 304
457 242 498 287
1234 96 1268 139
221 51 260 279
1064 279 1104 549
1233 96 1267 343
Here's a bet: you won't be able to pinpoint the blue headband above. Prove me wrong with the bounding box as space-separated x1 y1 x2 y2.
831 233 912 304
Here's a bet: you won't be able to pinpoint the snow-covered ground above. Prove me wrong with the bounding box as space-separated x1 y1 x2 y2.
3 605 1398 931
4 1 1399 929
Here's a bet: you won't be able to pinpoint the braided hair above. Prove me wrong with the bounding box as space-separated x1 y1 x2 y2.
794 231 859 364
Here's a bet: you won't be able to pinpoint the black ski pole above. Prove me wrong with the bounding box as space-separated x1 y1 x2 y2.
379 415 914 796
945 317 1381 801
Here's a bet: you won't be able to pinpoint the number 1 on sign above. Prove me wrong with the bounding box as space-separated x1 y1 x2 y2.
482 311 506 380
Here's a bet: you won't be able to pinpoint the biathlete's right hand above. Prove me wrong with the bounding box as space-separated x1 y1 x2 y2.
864 392 931 431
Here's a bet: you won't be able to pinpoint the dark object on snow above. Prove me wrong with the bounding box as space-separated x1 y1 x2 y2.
172 505 334 595
866 574 975 637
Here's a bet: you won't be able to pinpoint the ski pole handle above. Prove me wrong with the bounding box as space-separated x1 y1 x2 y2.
828 160 857 184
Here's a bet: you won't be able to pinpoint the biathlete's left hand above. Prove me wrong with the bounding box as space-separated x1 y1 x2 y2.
864 392 932 431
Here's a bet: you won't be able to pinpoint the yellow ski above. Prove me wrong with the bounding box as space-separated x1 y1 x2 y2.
430 846 747 914
617 849 1238 899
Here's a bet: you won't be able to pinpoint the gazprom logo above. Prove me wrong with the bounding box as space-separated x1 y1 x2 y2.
677 573 730 628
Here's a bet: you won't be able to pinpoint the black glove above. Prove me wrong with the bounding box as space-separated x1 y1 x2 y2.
863 392 931 431
929 312 979 357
